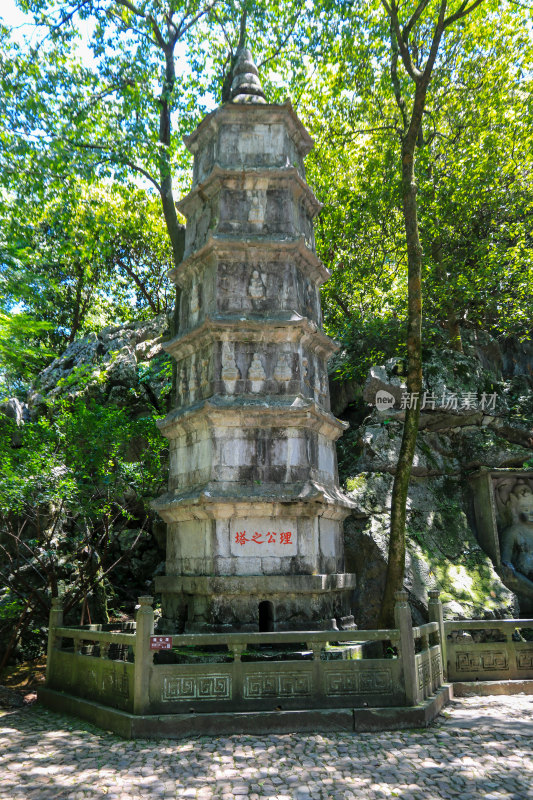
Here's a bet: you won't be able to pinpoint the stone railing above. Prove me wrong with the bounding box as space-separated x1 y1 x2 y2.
45 591 445 716
43 591 533 726
444 618 533 683
45 598 137 713
412 622 443 702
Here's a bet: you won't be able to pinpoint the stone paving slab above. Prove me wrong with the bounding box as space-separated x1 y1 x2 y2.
0 695 532 800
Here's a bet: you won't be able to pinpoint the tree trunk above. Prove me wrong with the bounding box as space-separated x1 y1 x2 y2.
158 44 185 272
157 42 185 396
378 0 486 627
447 308 463 353
378 87 426 629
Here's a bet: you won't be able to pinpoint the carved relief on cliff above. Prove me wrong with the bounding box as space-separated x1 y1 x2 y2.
495 478 533 588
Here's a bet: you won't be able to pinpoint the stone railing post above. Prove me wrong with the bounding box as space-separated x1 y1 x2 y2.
46 597 63 684
428 589 447 680
133 596 155 715
394 590 418 706
230 643 245 704
307 639 324 702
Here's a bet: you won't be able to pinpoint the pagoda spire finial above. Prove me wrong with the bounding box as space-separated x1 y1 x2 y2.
230 47 266 104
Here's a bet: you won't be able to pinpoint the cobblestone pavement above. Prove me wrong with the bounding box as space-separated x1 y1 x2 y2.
0 695 532 800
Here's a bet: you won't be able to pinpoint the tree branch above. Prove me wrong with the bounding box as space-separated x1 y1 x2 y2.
330 291 353 319
389 20 408 131
422 1 447 84
47 0 92 37
259 10 300 67
147 13 167 49
120 159 162 193
402 0 432 40
113 0 147 18
381 0 422 81
115 256 159 313
210 8 234 55
176 0 218 40
105 10 159 45
444 0 485 26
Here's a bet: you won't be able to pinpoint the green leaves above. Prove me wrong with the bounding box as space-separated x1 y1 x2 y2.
294 0 533 368
0 180 173 391
0 394 167 626
0 314 56 392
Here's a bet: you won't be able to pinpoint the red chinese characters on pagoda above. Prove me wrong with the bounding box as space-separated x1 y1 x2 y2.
234 531 293 546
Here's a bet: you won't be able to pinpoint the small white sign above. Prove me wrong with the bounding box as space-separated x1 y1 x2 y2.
230 519 297 556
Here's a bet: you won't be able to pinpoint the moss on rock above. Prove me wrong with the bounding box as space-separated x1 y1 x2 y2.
343 472 517 626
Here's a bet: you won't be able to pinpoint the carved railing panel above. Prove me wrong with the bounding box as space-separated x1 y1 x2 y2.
445 619 533 682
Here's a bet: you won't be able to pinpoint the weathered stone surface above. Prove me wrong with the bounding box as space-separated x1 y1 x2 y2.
181 172 318 258
341 330 533 625
154 66 355 632
166 321 334 410
363 348 513 419
470 470 533 615
186 101 311 183
457 426 532 469
344 472 517 627
161 514 345 578
0 397 28 426
356 421 461 476
363 362 406 407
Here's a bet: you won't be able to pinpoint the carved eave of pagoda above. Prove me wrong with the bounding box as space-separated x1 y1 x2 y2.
183 99 314 158
177 164 322 220
152 480 357 524
163 313 339 361
168 234 331 288
156 394 348 440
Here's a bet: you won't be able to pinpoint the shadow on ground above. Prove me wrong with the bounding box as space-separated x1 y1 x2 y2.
0 696 531 799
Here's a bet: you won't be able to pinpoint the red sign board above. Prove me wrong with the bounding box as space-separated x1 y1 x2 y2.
150 635 172 651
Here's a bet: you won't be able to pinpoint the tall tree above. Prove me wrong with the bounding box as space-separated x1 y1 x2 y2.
303 0 532 356
2 0 317 395
298 0 529 624
376 0 493 626
9 0 316 261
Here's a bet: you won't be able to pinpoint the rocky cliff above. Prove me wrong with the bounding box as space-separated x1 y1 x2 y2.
334 330 533 625
29 314 172 414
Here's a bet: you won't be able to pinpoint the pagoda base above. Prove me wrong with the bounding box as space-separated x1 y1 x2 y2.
155 573 356 633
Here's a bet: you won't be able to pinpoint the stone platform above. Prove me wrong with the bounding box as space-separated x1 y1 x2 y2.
37 684 453 738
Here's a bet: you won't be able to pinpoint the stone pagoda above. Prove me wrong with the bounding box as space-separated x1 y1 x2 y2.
153 49 356 632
